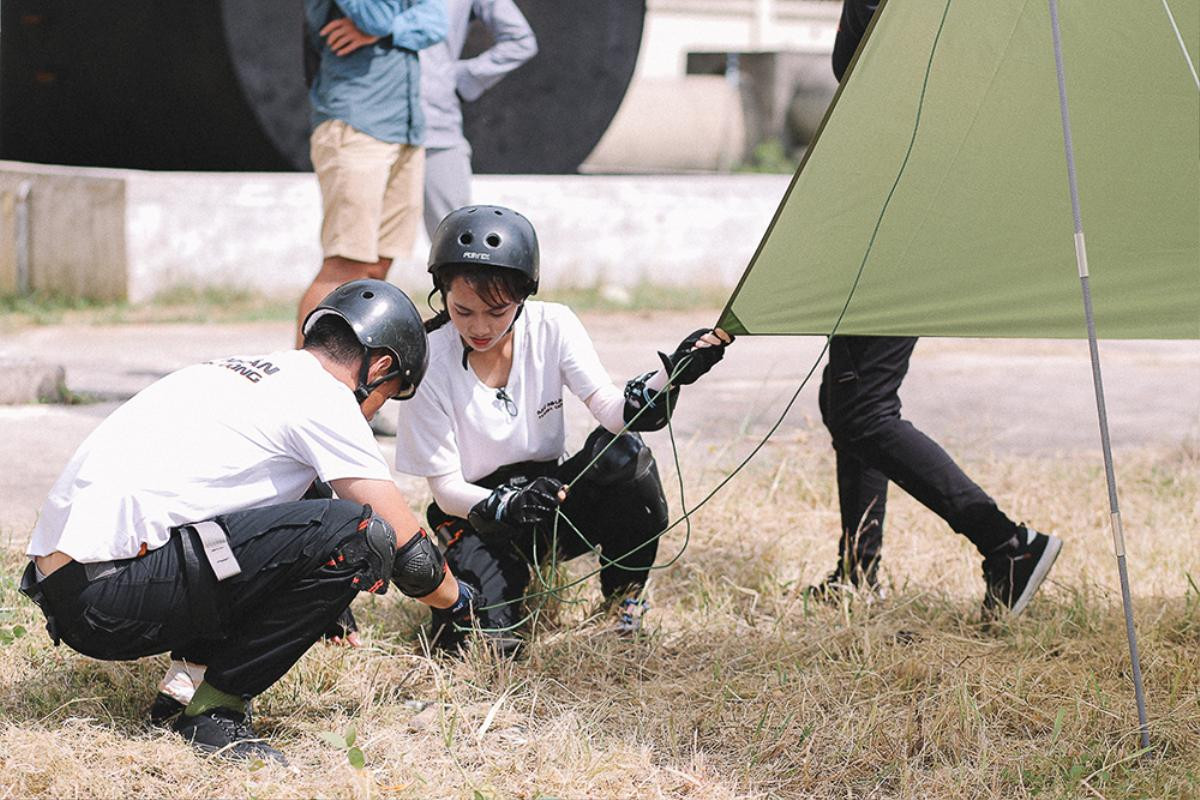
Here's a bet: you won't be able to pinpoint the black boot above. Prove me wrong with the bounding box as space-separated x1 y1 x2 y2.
148 692 186 727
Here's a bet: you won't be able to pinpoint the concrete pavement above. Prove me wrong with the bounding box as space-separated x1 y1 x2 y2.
2 311 1197 544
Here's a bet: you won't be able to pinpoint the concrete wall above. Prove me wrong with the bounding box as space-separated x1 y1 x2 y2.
0 185 18 293
475 174 789 290
0 160 791 302
0 162 128 300
123 171 321 300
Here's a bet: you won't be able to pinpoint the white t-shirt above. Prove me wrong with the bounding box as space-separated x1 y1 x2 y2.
29 350 392 563
394 301 611 482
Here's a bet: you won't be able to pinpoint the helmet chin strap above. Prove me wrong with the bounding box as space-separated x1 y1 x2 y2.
355 347 401 404
459 303 525 370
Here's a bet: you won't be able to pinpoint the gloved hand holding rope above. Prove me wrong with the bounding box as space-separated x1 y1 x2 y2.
659 328 734 385
468 477 569 541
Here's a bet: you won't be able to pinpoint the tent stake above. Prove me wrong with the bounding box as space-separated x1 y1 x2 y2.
1048 0 1151 751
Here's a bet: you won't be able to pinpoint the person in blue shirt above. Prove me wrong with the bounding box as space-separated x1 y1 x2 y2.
295 0 448 345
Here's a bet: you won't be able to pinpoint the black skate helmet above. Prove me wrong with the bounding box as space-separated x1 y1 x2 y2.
427 205 540 295
303 279 429 403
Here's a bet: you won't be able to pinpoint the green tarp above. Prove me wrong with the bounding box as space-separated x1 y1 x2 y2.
719 0 1200 339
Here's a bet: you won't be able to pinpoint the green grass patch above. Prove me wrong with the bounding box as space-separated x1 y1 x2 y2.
0 287 295 331
1 282 727 333
736 139 801 175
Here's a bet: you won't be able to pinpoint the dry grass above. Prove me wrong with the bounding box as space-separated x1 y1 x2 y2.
1 437 1198 799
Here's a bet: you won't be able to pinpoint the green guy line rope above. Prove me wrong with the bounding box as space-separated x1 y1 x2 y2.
462 0 955 630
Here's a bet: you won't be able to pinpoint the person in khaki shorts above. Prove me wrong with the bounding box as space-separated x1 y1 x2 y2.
296 0 448 345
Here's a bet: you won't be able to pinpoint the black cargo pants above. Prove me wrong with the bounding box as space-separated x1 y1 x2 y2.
430 430 670 637
25 499 374 698
818 335 1022 572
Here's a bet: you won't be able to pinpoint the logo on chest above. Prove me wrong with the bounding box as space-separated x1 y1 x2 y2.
535 398 563 419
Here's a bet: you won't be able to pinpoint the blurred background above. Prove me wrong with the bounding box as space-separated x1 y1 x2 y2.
0 0 841 302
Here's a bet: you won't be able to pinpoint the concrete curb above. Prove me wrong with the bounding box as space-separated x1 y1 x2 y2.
0 360 67 404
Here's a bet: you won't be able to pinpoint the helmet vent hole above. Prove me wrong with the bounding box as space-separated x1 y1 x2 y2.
493 209 503 215
486 233 501 247
362 291 375 299
459 233 474 245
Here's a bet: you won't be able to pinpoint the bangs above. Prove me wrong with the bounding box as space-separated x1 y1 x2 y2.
464 272 517 308
437 264 533 307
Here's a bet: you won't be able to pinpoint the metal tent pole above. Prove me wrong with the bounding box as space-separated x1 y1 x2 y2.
1047 0 1151 750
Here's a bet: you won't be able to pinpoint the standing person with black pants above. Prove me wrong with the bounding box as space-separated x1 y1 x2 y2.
811 0 1062 617
21 281 474 762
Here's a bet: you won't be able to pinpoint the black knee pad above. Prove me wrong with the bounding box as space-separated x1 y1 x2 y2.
333 510 396 595
632 459 670 533
392 528 448 598
577 428 654 487
579 428 670 535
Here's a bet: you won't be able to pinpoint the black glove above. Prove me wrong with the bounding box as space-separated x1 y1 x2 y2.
323 607 357 641
658 329 733 386
468 476 565 540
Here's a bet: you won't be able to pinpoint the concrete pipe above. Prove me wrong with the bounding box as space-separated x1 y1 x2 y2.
581 77 747 173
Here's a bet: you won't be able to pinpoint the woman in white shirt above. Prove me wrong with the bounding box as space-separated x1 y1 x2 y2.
395 205 732 654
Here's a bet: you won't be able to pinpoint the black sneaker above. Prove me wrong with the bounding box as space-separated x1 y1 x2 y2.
148 692 186 727
172 706 288 765
982 527 1063 618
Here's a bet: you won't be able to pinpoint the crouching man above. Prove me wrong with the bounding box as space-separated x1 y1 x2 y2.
20 280 473 764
